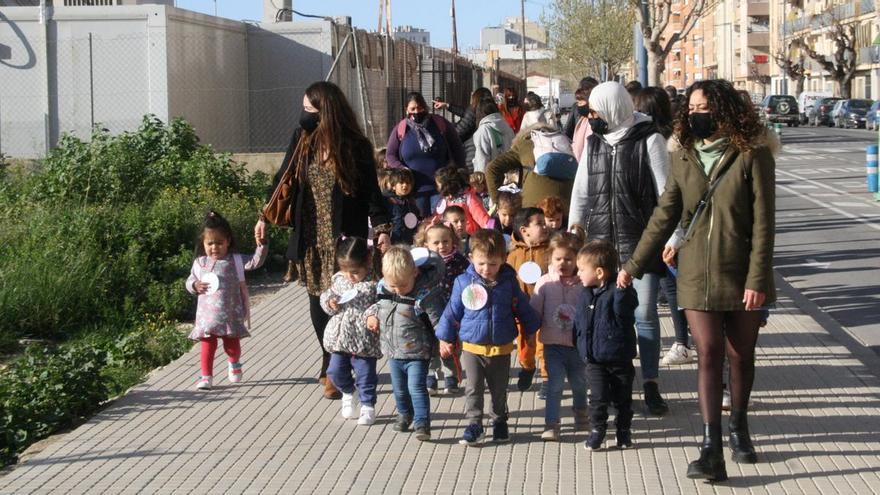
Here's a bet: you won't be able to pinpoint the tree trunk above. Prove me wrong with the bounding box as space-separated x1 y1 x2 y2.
647 50 664 86
795 77 805 96
839 77 852 99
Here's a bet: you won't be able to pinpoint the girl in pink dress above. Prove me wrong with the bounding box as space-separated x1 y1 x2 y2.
186 211 266 390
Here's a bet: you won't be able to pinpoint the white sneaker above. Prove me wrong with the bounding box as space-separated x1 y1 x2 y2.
341 393 355 419
662 343 694 365
357 406 376 426
722 387 731 411
196 376 213 390
228 362 243 383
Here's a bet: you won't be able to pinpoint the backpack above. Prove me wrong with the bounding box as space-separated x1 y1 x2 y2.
531 129 577 180
396 114 449 141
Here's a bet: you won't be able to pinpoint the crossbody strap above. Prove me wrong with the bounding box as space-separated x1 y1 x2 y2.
682 161 736 242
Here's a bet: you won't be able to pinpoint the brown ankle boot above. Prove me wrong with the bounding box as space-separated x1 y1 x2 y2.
323 379 342 400
319 353 330 386
282 261 297 283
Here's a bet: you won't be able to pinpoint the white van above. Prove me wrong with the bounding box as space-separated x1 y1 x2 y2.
798 91 832 124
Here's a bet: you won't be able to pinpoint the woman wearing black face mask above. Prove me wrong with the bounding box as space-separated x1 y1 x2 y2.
386 91 465 216
499 87 524 133
618 79 777 482
255 81 391 400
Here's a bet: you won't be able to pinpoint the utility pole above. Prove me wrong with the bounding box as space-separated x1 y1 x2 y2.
520 0 527 80
451 0 459 55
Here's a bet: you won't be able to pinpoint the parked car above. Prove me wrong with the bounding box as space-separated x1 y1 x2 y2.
832 99 873 129
797 91 832 124
759 95 800 126
867 101 880 130
808 97 842 126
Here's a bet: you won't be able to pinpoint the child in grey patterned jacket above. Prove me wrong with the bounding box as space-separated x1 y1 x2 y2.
320 237 381 426
364 247 446 441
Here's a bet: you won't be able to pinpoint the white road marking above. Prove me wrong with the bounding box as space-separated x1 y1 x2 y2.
776 168 880 209
776 183 880 233
831 202 872 208
787 184 819 189
805 259 831 269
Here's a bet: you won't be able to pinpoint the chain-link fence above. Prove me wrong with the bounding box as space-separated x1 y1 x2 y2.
0 10 524 159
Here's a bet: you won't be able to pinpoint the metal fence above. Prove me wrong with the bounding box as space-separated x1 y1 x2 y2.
0 10 524 159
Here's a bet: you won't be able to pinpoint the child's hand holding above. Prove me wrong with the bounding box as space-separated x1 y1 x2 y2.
439 340 456 359
194 281 210 294
366 315 380 333
328 297 340 312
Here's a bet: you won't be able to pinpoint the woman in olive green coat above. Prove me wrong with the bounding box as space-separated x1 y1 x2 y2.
485 123 574 211
619 80 776 482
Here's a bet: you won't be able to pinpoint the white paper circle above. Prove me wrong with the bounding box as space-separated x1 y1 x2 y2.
338 288 358 304
201 272 220 295
410 247 430 266
404 212 419 229
503 234 512 251
518 261 542 285
461 284 488 311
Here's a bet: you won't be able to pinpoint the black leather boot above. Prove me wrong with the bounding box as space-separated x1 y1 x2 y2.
687 423 728 482
729 409 758 464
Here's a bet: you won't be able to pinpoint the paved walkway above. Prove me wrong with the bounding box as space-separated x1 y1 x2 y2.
2 276 880 494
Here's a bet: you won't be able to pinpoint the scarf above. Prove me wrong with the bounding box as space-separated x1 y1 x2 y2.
405 117 436 152
694 137 731 176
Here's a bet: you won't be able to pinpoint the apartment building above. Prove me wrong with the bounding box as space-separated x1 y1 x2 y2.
661 0 718 91
769 0 878 98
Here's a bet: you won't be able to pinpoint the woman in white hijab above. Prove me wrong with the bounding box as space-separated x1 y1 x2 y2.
568 81 678 425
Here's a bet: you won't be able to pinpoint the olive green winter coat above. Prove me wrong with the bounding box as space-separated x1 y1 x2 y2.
623 136 777 311
485 123 574 211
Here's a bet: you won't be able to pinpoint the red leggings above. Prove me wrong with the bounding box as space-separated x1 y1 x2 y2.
200 336 241 377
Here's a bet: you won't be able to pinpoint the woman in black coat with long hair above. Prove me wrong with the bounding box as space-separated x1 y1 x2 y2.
255 81 391 399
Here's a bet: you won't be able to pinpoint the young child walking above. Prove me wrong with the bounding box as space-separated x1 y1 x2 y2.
186 211 266 390
385 168 420 245
365 247 446 440
437 229 541 445
575 240 639 450
319 237 381 425
507 207 550 393
433 165 491 235
415 220 468 394
529 232 589 441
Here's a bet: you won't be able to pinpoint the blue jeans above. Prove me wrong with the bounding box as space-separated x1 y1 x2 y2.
633 272 661 381
660 272 689 346
387 358 431 427
413 191 441 218
543 345 588 425
326 352 378 407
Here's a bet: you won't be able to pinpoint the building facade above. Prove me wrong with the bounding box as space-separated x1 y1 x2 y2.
393 25 431 47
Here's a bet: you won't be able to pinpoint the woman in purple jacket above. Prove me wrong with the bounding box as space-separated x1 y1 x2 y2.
386 92 466 217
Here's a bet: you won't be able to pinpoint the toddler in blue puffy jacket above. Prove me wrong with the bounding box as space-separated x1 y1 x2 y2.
437 229 541 446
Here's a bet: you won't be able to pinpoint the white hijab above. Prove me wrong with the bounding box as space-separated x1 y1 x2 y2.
588 81 646 145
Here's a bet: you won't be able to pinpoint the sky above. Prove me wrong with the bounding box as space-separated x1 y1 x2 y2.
174 0 552 51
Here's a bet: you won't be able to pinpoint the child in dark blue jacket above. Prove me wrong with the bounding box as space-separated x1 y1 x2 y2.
437 229 541 446
385 168 420 245
574 240 639 451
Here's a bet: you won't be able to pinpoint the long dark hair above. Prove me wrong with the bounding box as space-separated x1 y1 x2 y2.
196 210 236 256
674 79 764 153
634 87 673 139
335 236 371 270
469 87 493 109
475 97 500 122
292 81 371 196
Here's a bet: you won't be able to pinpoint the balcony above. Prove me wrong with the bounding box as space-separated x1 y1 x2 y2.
747 1 770 17
747 62 770 77
747 31 769 47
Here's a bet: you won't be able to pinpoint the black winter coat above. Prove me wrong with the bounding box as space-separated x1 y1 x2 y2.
447 104 478 143
574 280 638 364
582 121 663 273
269 128 391 261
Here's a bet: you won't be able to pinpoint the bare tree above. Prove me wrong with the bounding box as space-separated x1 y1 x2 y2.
773 41 806 96
792 13 857 98
544 0 634 83
631 0 717 86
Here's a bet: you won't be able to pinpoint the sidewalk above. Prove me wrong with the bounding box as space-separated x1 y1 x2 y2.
1 277 879 494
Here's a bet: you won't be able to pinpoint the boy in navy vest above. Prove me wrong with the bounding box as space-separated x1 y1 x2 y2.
575 240 639 451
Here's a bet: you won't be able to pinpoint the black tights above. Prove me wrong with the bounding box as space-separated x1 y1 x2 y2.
685 310 762 425
308 294 330 361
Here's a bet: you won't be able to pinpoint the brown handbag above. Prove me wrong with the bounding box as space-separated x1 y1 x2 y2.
262 155 297 227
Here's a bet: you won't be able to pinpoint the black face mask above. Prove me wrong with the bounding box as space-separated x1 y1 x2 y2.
576 105 590 117
299 110 320 133
588 117 609 135
411 112 429 124
689 112 717 139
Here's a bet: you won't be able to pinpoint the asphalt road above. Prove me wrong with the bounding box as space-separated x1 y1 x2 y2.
773 123 880 352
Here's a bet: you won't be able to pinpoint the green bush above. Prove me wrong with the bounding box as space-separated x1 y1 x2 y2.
0 345 108 465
